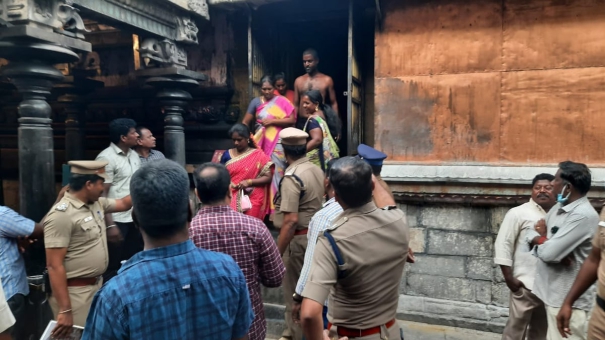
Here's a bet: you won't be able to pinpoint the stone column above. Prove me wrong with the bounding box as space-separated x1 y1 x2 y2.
0 42 80 221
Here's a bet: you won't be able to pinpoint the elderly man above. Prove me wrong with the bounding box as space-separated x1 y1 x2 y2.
83 159 254 340
301 157 409 340
494 173 556 339
525 161 599 340
190 162 285 340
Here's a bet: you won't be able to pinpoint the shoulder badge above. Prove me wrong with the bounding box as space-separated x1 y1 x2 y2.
55 202 68 211
381 205 397 211
327 216 349 231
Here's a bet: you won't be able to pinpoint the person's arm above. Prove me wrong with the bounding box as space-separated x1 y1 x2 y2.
257 226 286 287
534 214 594 263
494 210 526 292
306 128 323 153
264 115 296 127
372 174 395 208
301 238 338 340
96 156 122 242
327 78 339 116
0 207 38 241
557 245 600 337
231 267 254 340
242 98 259 129
240 172 271 188
46 248 73 338
277 177 302 256
81 288 128 340
294 78 301 111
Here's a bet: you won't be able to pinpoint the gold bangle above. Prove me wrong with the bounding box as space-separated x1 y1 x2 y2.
247 179 252 186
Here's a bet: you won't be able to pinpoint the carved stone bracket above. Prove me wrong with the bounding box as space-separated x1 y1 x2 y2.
139 38 188 69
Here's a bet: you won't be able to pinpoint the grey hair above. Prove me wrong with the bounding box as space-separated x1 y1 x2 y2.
130 159 190 238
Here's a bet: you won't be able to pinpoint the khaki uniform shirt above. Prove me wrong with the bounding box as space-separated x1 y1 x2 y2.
274 157 324 230
44 192 117 279
96 143 140 223
302 202 409 328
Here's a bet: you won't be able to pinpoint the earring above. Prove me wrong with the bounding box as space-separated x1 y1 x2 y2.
315 106 319 112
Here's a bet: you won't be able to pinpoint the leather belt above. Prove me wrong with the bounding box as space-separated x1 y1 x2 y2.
597 295 605 311
329 318 396 338
67 277 99 287
294 229 308 236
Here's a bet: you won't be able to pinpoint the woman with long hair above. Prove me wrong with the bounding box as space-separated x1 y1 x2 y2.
296 90 340 171
220 123 273 220
242 75 296 214
273 72 295 104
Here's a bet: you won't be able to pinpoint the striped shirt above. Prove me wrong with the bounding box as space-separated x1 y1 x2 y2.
0 206 35 300
296 197 343 297
526 197 599 310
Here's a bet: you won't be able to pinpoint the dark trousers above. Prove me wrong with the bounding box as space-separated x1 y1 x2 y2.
103 222 143 282
7 294 26 339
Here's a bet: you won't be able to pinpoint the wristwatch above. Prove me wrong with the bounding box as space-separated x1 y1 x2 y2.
292 293 303 303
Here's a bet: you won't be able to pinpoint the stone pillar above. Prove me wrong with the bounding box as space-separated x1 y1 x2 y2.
0 42 79 221
137 65 206 168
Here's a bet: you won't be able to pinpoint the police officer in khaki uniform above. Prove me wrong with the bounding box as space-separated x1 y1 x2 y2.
300 157 409 340
274 128 325 340
44 161 133 338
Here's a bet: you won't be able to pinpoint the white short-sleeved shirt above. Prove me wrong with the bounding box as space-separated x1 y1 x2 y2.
0 278 15 333
96 143 140 223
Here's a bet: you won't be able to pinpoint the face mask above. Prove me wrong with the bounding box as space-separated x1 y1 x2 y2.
557 184 571 204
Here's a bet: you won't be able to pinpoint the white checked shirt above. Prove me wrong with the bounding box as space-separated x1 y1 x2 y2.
296 197 343 300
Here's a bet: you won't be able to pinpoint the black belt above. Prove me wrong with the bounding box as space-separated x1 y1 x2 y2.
597 295 605 311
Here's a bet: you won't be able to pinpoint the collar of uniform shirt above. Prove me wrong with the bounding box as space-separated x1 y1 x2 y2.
110 142 131 156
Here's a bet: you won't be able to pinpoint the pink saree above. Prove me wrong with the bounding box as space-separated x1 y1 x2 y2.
223 148 273 220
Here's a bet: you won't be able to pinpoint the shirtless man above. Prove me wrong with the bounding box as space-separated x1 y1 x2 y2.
294 49 339 121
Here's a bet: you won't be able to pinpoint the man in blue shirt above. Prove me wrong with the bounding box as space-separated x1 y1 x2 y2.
82 159 254 340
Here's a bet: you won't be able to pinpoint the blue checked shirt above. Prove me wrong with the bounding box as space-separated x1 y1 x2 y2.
138 149 165 164
0 206 35 300
82 240 254 340
296 198 343 300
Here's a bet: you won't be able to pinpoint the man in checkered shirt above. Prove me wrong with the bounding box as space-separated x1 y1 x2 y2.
190 163 286 340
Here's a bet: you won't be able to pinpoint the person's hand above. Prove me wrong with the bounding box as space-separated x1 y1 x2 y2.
52 311 74 339
323 329 349 340
561 254 575 267
17 236 35 253
557 303 573 338
57 185 69 199
261 119 274 127
406 248 415 263
505 277 526 293
535 219 547 236
107 226 123 243
292 301 301 324
239 180 251 189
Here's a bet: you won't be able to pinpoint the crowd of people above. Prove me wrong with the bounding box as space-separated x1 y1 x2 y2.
1 47 605 340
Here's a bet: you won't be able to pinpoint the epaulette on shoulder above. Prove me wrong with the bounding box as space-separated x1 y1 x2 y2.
381 205 397 211
327 216 349 231
55 202 68 212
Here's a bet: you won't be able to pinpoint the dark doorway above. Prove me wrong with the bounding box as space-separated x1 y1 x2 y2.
250 0 376 155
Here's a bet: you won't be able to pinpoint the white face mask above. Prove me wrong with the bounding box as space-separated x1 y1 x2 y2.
557 184 571 204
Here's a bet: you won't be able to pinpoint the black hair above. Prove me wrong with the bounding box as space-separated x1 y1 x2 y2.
304 90 341 139
130 159 190 239
109 118 137 145
329 157 373 208
135 126 150 138
228 123 256 148
69 174 104 192
283 144 307 159
558 161 591 195
303 48 319 60
260 75 275 87
193 163 232 205
326 158 338 176
275 72 286 82
532 173 555 186
370 165 382 176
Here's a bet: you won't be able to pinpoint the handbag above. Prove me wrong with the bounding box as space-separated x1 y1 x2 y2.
239 189 252 213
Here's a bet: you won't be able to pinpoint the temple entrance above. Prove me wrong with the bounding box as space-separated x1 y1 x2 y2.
249 0 377 155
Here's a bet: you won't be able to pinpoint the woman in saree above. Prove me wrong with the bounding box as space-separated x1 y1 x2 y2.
242 75 295 213
297 89 340 171
220 124 273 220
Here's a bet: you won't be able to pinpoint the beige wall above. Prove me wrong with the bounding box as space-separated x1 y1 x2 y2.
375 0 605 165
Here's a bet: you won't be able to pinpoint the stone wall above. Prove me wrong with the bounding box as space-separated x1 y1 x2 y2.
396 203 509 332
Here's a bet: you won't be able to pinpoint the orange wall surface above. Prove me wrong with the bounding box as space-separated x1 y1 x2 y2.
375 0 605 165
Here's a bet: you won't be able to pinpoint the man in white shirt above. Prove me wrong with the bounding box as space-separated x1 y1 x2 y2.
495 173 556 340
96 118 141 281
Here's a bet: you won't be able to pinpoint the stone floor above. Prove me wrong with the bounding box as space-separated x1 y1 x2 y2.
266 320 501 340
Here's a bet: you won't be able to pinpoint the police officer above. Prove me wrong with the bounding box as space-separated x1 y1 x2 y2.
300 156 409 340
357 144 393 200
44 161 133 338
274 128 325 340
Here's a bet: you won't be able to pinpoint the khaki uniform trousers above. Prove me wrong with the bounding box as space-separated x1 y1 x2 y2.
328 321 401 340
546 305 588 340
282 234 307 340
588 304 605 340
502 287 547 340
49 280 103 327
